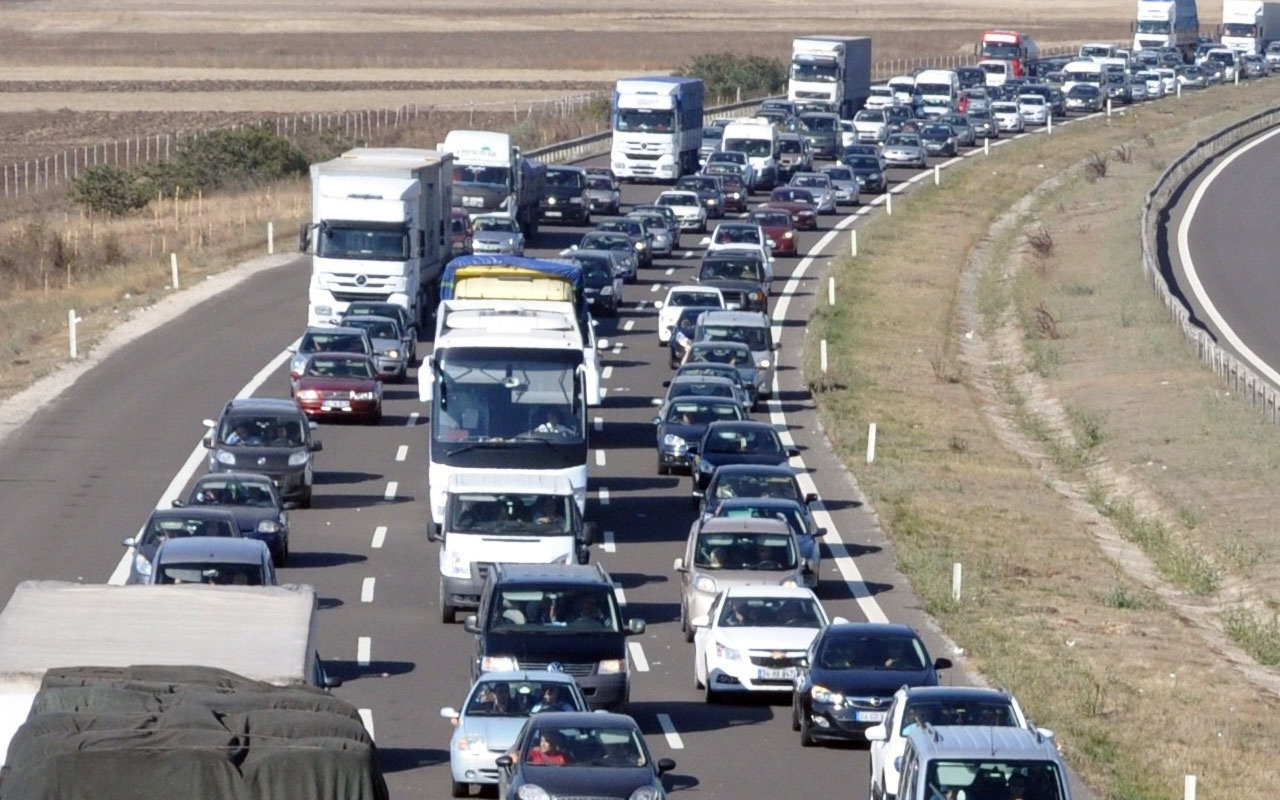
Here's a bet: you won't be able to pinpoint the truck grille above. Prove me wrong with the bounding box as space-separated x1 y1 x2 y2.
330 290 393 303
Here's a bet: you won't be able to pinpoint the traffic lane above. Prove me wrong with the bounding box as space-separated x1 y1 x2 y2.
0 258 308 601
1177 128 1280 370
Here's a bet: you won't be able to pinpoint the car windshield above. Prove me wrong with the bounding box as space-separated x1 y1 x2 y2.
582 234 628 251
668 381 735 402
855 111 883 122
218 416 304 448
924 762 1065 800
722 138 773 157
751 212 791 228
306 356 375 380
523 725 648 768
885 134 917 147
690 345 752 365
778 139 804 154
847 156 881 169
190 479 278 508
579 260 614 283
718 596 822 627
698 324 769 351
900 700 1018 732
344 319 398 340
667 400 743 425
823 168 853 181
300 331 367 354
154 562 266 586
714 227 761 245
817 633 929 670
585 177 614 191
717 503 806 536
704 426 782 455
659 194 698 207
695 531 798 570
699 258 762 281
670 291 722 307
464 678 583 718
474 217 518 232
450 493 573 535
142 516 238 547
490 588 619 632
545 169 582 187
771 188 815 204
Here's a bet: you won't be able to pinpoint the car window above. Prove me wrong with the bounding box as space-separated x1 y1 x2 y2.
900 700 1017 731
143 516 238 547
718 595 820 627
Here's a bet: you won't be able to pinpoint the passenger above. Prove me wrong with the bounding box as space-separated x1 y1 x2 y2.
526 730 570 765
531 686 575 713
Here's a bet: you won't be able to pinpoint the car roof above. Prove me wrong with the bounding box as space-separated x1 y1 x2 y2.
491 562 611 586
690 340 752 354
714 496 805 511
822 621 920 638
223 397 306 415
517 710 640 729
898 685 1014 703
147 507 240 522
706 420 780 433
695 516 791 535
154 536 270 563
670 374 737 387
194 471 277 486
697 309 770 326
905 725 1059 760
342 314 400 327
707 463 797 478
722 584 817 599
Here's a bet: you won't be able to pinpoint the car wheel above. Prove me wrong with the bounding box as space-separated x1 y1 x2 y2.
690 494 700 510
299 486 312 510
657 460 669 476
799 708 817 747
440 583 457 624
791 697 802 731
450 779 468 798
682 605 694 643
274 541 288 569
704 681 721 704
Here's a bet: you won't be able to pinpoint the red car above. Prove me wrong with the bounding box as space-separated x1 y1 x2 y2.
757 187 819 231
749 209 799 257
291 352 383 425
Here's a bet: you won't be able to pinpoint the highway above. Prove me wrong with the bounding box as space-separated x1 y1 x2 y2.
0 122 1098 797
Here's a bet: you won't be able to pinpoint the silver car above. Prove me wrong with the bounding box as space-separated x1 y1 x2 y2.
341 314 410 382
966 109 998 139
788 172 837 215
881 133 928 169
627 210 674 258
469 213 525 256
571 230 638 284
819 165 861 206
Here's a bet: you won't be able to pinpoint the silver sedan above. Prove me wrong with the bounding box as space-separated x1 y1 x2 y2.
469 213 525 256
881 133 928 169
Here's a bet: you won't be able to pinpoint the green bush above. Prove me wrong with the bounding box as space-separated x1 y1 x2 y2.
71 165 153 217
676 52 787 101
148 126 310 196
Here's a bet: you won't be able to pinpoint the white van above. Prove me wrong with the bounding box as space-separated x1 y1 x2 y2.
913 69 960 113
431 473 596 623
720 118 780 191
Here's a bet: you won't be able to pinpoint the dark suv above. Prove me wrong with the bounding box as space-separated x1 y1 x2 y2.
540 165 591 226
202 398 322 508
464 563 645 712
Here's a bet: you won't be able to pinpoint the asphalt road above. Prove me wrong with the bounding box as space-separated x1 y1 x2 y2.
0 117 1105 798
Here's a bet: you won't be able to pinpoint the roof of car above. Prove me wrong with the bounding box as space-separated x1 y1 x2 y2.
897 685 1014 702
697 309 770 326
695 516 791 535
516 710 640 729
193 471 278 486
222 397 307 415
904 725 1059 761
721 584 817 600
822 621 920 638
154 536 271 564
706 419 781 433
706 463 797 477
147 507 240 522
490 562 611 586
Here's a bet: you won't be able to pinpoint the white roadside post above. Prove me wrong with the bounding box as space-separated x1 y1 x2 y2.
850 229 858 257
866 422 877 463
1106 97 1113 117
1047 113 1053 135
828 276 835 306
170 253 179 290
933 164 940 186
886 190 893 216
984 136 990 156
1185 775 1196 800
268 222 275 255
68 309 82 359
820 339 828 375
952 563 963 602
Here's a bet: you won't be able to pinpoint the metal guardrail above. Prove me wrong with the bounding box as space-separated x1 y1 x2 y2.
1141 105 1280 421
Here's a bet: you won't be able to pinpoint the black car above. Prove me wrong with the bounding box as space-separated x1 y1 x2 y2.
675 174 728 219
465 563 645 711
121 507 241 585
202 397 322 508
540 165 591 226
792 622 952 746
699 463 816 515
495 711 675 800
696 253 769 313
176 471 291 566
654 396 746 475
594 217 653 269
842 153 888 194
689 420 799 506
573 250 622 317
919 123 959 157
670 362 754 412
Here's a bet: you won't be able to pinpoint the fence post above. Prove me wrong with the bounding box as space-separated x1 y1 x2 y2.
68 309 83 359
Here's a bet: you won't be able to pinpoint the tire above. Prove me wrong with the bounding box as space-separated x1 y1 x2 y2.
450 779 468 798
791 697 802 731
440 583 457 625
704 682 721 704
299 486 312 510
799 708 816 747
657 460 670 476
682 606 694 643
273 541 288 569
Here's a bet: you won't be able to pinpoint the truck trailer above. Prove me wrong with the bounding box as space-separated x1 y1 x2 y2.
1221 0 1280 53
1133 0 1201 59
787 36 873 119
300 147 452 328
610 76 705 181
438 130 547 238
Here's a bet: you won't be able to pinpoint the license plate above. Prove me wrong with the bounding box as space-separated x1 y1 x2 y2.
545 211 562 218
855 710 886 723
322 401 351 411
757 667 796 680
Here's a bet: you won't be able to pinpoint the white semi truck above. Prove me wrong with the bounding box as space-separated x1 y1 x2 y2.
610 76 705 182
0 581 339 769
1221 0 1280 53
438 130 547 238
787 36 873 119
301 147 452 328
1133 0 1201 60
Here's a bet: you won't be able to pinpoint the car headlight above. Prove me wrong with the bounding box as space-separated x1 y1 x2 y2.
313 305 333 318
635 242 647 251
296 389 319 401
749 291 764 302
698 459 714 473
707 198 718 205
257 519 282 534
289 354 308 375
480 655 518 672
383 348 400 360
598 658 628 675
601 286 615 296
729 192 741 200
287 451 310 467
893 755 904 774
810 684 844 705
350 390 378 400
783 231 794 239
507 238 516 247
662 433 687 452
693 574 717 593
629 787 663 800
133 552 153 578
215 450 236 466
871 172 882 180
570 197 583 204
715 641 742 661
516 786 550 800
758 358 771 369
456 733 487 753
546 197 557 205
443 550 471 578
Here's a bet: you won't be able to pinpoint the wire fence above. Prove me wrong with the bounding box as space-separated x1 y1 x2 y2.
1142 104 1280 421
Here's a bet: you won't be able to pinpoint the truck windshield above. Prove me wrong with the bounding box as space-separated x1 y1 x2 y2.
614 108 675 133
454 165 511 186
790 61 839 82
1223 23 1258 36
317 224 409 261
723 138 773 158
1064 69 1102 85
981 43 1021 60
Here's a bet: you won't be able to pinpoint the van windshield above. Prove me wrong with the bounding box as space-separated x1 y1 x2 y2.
450 493 573 535
925 761 1064 800
490 587 619 631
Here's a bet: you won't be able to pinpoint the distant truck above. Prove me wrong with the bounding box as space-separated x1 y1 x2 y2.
1221 0 1280 53
0 582 347 775
787 36 873 119
975 30 1041 78
438 129 547 238
1132 0 1201 60
610 76 705 182
300 147 452 328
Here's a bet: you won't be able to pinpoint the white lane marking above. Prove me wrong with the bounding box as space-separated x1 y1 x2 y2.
371 526 387 549
383 481 398 501
593 416 604 432
109 343 297 585
628 641 649 673
406 411 419 427
596 450 607 467
623 320 636 331
602 365 614 380
650 283 663 293
357 637 371 666
359 709 375 741
600 387 609 399
611 343 623 355
656 714 684 749
602 530 617 553
1177 125 1280 386
395 445 408 462
665 267 676 275
599 487 611 506
361 577 376 603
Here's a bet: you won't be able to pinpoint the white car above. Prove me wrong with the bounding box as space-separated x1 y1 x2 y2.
702 222 775 287
1136 70 1164 98
705 150 756 194
839 119 858 150
655 190 708 233
788 172 837 215
655 285 726 344
990 101 1025 132
865 84 897 110
865 685 1049 800
1155 67 1177 95
851 109 889 144
693 585 835 702
1014 94 1048 125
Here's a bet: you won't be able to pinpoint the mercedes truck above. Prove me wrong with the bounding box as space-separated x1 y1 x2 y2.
1221 0 1280 53
1133 0 1201 60
787 36 873 119
610 76 705 182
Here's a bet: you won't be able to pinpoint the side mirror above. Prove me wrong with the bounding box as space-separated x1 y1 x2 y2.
439 707 460 721
463 615 481 634
814 527 828 538
661 380 672 388
690 614 709 629
699 237 711 247
673 557 685 572
934 657 954 670
626 618 646 635
311 441 323 452
202 435 214 450
657 758 677 775
654 300 664 309
581 521 598 546
652 417 663 426
865 724 888 742
805 492 819 504
496 755 514 769
686 442 699 455
171 499 185 508
122 537 136 548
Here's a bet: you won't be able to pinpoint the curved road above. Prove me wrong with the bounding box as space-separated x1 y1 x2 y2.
0 118 1094 797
